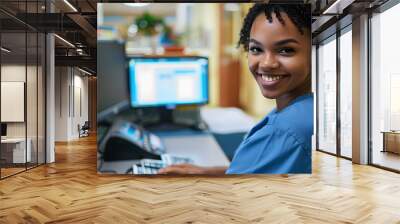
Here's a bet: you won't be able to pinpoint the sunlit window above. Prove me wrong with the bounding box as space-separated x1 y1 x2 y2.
317 36 337 155
371 3 400 171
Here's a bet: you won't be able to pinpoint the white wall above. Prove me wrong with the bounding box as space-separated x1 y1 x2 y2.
77 74 89 134
55 66 69 141
54 67 89 141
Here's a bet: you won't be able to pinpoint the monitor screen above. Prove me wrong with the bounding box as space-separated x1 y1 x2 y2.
1 123 7 137
128 57 209 108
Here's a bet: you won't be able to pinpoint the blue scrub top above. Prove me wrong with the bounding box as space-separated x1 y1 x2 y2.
226 93 313 174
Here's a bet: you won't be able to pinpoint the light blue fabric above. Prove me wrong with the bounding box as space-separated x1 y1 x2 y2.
226 93 313 174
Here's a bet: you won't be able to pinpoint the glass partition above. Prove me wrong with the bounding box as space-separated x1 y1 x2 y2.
1 28 28 178
0 1 46 179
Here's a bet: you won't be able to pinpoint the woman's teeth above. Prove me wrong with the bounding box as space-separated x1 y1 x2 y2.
261 74 285 81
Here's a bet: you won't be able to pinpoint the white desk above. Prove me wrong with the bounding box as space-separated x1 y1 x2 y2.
159 132 230 167
1 138 31 163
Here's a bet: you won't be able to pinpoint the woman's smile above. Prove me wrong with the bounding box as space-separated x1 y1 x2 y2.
256 72 290 87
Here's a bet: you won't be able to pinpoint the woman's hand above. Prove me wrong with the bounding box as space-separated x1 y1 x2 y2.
158 164 208 174
158 164 227 175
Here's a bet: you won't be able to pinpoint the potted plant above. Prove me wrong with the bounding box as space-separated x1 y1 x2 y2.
160 25 185 54
135 12 165 53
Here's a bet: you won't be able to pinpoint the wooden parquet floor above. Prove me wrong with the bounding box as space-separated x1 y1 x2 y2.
1 135 400 223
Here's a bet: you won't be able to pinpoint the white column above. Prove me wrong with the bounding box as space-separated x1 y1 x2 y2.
46 32 55 163
352 14 369 164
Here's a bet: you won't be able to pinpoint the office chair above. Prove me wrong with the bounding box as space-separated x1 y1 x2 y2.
79 121 90 138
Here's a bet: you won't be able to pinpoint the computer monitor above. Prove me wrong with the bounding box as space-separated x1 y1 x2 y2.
97 41 130 121
1 123 7 137
128 56 209 108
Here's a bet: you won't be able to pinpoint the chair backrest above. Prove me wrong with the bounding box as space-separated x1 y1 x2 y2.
82 121 90 129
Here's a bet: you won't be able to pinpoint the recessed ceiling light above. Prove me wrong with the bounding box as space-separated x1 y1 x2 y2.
1 47 11 53
322 0 354 15
54 34 75 48
78 67 93 76
63 0 78 12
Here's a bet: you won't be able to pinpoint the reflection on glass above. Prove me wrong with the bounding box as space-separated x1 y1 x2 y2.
371 3 400 171
318 36 337 154
340 29 352 158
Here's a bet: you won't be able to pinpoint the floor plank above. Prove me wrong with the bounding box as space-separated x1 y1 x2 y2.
0 135 400 223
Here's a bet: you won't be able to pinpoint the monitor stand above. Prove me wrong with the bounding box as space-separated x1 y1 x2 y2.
143 107 206 132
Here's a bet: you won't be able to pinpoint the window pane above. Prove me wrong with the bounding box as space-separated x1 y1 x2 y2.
318 36 337 154
371 3 400 171
340 28 352 158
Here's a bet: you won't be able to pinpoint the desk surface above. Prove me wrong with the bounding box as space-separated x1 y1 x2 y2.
99 130 230 174
1 138 27 143
157 130 230 167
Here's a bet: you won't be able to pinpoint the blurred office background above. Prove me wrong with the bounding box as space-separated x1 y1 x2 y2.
97 4 272 172
97 3 275 119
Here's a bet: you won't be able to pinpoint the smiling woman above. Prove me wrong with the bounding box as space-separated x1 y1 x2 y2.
243 4 311 111
158 3 313 175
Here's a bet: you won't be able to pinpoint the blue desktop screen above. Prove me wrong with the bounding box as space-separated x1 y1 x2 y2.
129 57 208 107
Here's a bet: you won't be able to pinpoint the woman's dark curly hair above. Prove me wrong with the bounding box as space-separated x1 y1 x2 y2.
238 4 311 51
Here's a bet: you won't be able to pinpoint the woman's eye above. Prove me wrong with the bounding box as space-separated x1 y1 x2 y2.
249 46 262 54
278 48 295 55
